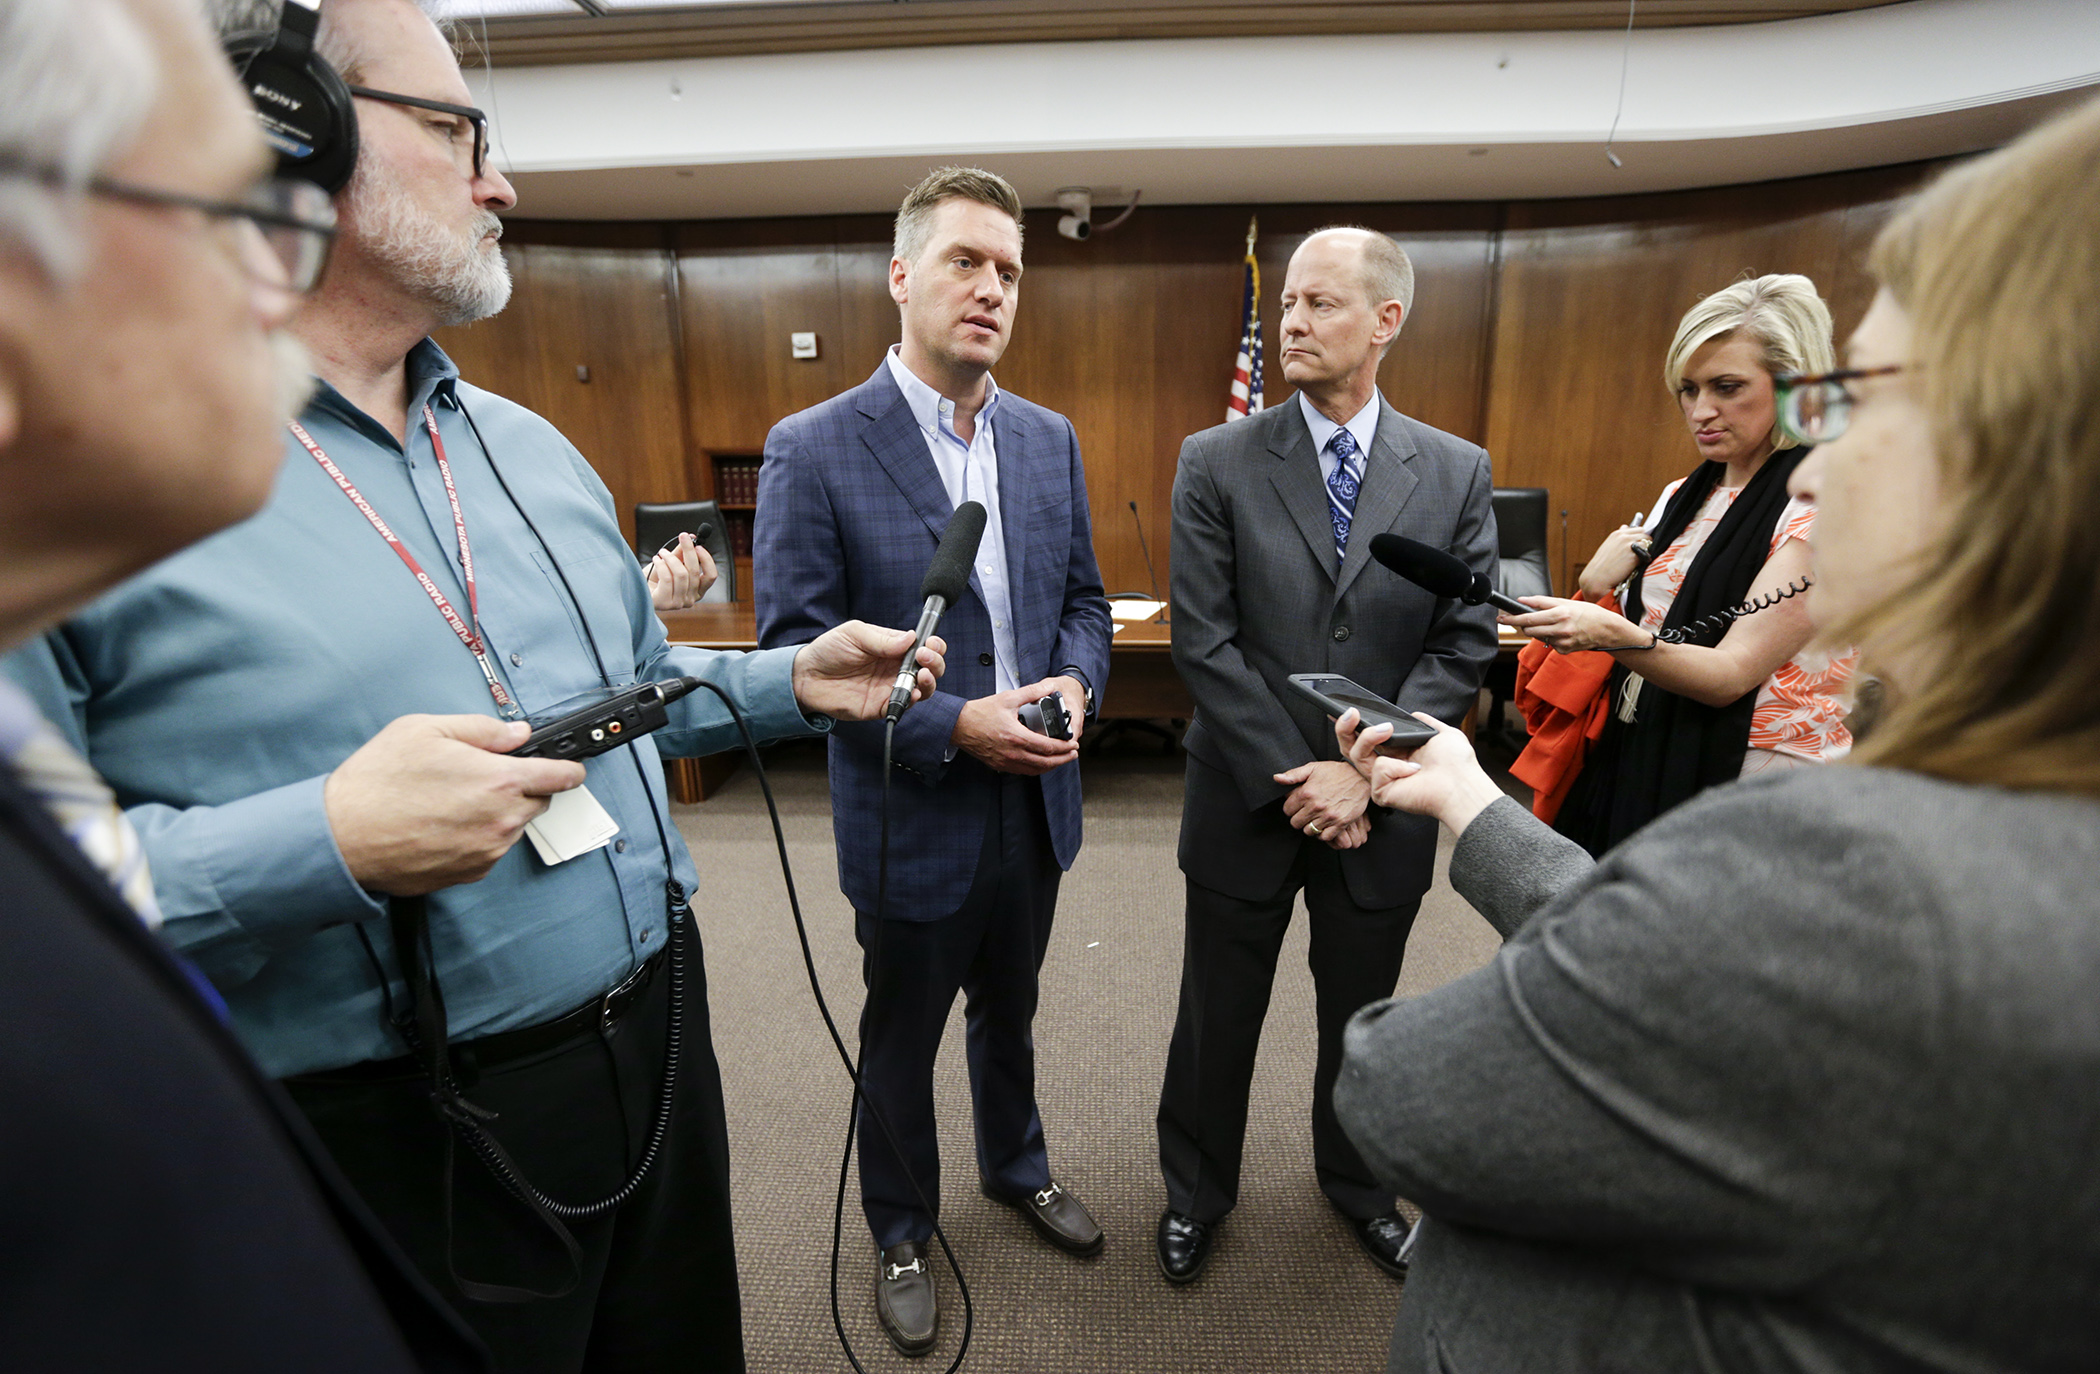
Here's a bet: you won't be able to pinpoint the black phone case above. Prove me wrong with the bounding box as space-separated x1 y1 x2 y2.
1283 674 1438 748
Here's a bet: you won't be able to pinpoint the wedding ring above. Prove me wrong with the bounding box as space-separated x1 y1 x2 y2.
1307 822 1324 836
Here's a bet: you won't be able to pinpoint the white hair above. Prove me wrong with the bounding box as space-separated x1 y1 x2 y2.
212 0 450 86
0 0 161 280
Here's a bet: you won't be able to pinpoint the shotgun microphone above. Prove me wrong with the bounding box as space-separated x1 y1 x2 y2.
886 501 987 722
1369 532 1532 615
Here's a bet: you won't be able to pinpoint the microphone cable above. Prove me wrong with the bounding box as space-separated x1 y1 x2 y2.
1652 575 1814 646
689 687 974 1374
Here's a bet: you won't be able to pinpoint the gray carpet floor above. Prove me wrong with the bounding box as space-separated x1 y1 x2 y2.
674 740 1506 1374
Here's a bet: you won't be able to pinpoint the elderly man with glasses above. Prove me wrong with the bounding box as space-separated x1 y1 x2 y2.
4 1 943 1371
0 0 487 1368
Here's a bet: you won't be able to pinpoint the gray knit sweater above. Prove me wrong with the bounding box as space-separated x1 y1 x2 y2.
1334 766 2100 1373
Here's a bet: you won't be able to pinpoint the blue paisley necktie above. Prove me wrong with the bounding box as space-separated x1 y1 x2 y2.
1326 426 1364 564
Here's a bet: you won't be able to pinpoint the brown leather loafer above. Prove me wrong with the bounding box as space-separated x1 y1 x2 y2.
875 1240 937 1357
981 1179 1104 1256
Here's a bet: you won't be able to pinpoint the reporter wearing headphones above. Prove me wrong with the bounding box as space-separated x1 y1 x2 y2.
5 1 940 1369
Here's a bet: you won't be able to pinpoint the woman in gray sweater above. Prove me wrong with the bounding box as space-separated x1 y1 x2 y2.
1330 94 2100 1374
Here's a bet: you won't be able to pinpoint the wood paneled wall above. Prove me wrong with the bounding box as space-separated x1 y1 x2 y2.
1482 162 1930 585
434 158 1946 599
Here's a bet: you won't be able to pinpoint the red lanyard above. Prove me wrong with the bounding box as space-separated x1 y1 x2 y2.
290 406 517 712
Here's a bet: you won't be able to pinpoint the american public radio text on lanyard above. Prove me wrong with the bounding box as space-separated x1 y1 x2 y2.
289 407 520 716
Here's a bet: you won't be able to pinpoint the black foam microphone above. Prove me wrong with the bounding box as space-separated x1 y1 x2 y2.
886 501 987 722
1370 532 1532 615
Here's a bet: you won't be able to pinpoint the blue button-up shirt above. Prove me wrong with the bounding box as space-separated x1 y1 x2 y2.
1298 389 1379 487
3 341 825 1076
883 347 1019 694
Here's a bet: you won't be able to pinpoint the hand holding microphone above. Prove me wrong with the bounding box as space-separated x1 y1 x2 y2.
786 517 968 722
884 501 987 723
789 624 948 721
1370 532 1651 653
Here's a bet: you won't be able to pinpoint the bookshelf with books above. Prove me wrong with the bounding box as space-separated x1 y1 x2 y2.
703 451 763 597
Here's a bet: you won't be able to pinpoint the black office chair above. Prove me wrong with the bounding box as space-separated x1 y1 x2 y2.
1485 487 1552 741
634 500 734 603
1493 487 1552 603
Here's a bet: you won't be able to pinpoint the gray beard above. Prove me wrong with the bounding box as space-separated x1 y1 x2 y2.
347 163 513 327
271 330 317 420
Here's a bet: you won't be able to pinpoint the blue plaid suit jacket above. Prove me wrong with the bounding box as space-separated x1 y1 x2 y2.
754 361 1112 921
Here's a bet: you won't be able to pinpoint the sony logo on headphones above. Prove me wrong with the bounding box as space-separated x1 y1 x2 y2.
251 84 304 113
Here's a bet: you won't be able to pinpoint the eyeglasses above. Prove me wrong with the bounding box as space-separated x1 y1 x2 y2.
1775 365 1906 446
349 87 491 182
0 155 337 292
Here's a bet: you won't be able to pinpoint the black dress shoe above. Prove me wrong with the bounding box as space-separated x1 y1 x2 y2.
1156 1208 1214 1285
982 1179 1104 1256
1347 1211 1413 1280
875 1240 937 1357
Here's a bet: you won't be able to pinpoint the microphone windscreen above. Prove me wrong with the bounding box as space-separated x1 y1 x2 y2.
1369 532 1473 599
921 501 988 604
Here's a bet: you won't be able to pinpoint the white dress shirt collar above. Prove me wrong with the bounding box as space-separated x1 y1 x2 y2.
885 346 1002 441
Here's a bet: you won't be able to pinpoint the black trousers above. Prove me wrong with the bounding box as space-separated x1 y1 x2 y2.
1158 844 1420 1224
854 774 1061 1251
284 923 743 1374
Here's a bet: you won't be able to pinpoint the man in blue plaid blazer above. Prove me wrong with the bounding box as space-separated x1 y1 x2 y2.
754 168 1113 1357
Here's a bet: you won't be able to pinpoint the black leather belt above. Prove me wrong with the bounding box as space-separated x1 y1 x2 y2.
298 945 667 1085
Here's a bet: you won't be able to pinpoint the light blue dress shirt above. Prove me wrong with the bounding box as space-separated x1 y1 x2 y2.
1298 389 1380 487
3 341 826 1076
883 347 1019 695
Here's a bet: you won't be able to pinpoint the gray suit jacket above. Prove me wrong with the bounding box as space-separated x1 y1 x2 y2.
1171 395 1498 909
1336 770 2100 1373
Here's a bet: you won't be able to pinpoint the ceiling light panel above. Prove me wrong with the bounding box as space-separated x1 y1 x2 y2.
592 0 885 11
440 0 591 18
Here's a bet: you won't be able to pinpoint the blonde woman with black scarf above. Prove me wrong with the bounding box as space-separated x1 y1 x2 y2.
1509 274 1856 857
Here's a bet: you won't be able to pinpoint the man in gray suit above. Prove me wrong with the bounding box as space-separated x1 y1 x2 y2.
1155 226 1498 1284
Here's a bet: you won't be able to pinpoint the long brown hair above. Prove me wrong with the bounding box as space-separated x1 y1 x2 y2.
1842 95 2100 793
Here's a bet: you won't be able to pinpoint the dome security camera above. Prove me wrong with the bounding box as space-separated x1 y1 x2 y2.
1056 187 1092 241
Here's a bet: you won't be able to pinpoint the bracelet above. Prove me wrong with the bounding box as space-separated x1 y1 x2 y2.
1627 630 1658 651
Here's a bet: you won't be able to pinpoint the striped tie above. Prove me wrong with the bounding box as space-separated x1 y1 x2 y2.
1326 427 1364 563
8 720 163 929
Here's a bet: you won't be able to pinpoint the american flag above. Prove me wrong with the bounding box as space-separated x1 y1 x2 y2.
1226 216 1263 422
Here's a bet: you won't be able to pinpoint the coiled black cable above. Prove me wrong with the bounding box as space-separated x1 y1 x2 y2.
1653 575 1814 646
451 909 685 1222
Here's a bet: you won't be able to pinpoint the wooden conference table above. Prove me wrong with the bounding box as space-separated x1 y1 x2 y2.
657 605 1184 799
657 605 1526 801
655 609 1528 802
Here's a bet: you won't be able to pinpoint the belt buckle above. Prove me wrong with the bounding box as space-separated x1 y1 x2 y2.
600 953 655 1034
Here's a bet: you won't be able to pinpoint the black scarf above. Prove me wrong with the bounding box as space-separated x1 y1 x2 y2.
1554 446 1808 857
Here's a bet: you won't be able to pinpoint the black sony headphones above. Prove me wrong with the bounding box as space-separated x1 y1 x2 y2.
224 0 359 194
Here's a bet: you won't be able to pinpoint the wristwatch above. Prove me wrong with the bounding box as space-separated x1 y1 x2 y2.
1056 665 1095 717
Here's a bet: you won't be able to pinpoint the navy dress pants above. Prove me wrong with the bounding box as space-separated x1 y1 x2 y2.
854 773 1061 1250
